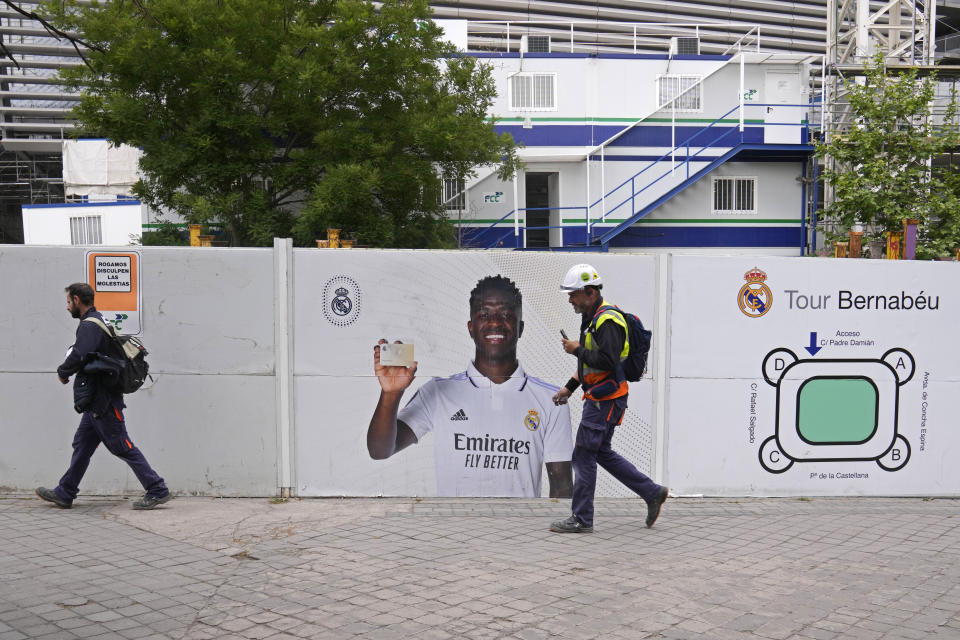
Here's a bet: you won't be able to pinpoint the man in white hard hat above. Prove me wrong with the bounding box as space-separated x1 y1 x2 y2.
368 275 573 498
549 263 668 533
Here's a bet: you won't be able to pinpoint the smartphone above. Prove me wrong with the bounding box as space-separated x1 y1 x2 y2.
560 329 568 339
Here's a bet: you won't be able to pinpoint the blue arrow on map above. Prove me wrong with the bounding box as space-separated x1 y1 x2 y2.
805 331 822 356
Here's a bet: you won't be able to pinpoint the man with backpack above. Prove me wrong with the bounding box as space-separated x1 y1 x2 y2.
35 283 170 511
549 264 668 533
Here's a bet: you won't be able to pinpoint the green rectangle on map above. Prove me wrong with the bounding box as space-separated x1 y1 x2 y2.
797 377 878 444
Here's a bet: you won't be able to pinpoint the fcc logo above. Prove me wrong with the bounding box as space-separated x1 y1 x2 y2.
322 275 362 327
738 267 772 318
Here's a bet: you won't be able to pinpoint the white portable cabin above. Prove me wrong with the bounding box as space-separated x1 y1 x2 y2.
451 34 816 255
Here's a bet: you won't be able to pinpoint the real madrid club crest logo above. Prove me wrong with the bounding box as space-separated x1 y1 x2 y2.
524 410 541 432
738 267 772 318
322 275 362 327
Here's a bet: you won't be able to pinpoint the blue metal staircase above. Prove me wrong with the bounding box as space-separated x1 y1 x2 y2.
593 142 761 247
460 101 813 250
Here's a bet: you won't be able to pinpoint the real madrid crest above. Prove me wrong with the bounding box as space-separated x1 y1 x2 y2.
322 275 362 326
524 410 541 432
738 267 772 318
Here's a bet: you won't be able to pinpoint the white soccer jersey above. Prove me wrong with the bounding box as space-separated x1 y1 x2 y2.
399 362 573 497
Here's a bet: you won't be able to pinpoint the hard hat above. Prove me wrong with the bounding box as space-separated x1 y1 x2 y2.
560 263 602 292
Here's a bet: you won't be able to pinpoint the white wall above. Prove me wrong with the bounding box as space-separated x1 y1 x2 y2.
22 202 144 246
666 255 960 496
291 250 658 497
2 245 955 498
0 245 277 496
484 56 732 121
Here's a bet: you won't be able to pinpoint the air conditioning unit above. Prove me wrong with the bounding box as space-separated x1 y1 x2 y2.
669 37 700 56
520 35 551 53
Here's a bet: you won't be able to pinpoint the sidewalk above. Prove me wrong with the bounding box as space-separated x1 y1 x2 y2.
1 494 959 640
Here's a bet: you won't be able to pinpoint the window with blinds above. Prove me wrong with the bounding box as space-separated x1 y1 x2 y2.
712 177 757 214
509 73 556 111
656 75 702 112
69 215 103 245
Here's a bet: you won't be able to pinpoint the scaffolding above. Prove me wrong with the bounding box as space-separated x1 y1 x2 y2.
0 148 63 242
815 0 960 250
1 1 78 243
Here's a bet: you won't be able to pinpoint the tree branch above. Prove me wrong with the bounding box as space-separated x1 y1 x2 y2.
1 0 103 71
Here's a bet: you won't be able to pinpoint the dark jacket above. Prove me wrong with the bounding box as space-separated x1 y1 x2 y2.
565 297 627 395
59 307 123 415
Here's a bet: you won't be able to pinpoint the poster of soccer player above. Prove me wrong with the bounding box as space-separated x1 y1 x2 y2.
293 250 657 498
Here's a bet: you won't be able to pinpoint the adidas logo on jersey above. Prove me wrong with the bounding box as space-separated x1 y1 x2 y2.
450 409 469 421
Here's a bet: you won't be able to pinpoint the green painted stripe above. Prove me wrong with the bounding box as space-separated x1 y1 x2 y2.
457 218 799 225
143 223 222 229
560 218 801 224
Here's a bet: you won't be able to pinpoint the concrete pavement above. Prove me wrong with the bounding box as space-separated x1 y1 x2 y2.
2 494 959 639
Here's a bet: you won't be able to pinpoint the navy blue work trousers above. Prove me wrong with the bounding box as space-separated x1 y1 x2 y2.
55 403 167 502
571 395 660 527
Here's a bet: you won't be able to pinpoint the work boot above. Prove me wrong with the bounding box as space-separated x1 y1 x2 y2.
132 493 171 510
35 487 72 509
646 486 669 528
550 515 593 533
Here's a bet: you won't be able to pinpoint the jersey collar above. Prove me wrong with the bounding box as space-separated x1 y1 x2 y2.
466 361 528 392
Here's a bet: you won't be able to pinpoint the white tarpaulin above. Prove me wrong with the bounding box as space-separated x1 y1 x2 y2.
62 139 142 197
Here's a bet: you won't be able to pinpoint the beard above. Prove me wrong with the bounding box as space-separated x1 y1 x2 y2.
69 307 82 319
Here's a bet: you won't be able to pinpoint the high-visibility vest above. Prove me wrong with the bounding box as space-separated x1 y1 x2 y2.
581 304 629 400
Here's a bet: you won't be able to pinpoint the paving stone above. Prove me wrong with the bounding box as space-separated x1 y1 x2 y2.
3 496 960 639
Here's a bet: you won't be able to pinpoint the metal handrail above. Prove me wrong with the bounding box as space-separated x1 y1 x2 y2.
588 102 812 224
465 208 517 246
467 103 813 249
468 20 765 55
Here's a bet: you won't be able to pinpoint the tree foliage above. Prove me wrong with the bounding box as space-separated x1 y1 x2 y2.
139 222 188 246
43 0 518 247
815 53 960 258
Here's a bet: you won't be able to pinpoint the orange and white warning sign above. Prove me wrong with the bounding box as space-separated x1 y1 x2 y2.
85 250 142 335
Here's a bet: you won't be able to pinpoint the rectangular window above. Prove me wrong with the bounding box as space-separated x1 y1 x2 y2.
69 215 103 245
442 176 465 211
712 177 757 214
509 73 556 111
656 75 702 112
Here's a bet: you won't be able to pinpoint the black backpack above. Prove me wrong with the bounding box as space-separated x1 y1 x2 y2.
592 304 652 382
83 317 151 393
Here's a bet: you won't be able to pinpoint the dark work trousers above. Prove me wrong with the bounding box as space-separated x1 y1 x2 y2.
54 403 167 502
571 395 660 527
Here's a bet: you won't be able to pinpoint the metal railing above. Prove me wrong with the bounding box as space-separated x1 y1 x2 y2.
587 102 812 228
463 102 814 249
466 20 764 55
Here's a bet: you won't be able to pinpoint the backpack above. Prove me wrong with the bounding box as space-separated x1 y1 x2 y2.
592 304 652 382
82 317 151 394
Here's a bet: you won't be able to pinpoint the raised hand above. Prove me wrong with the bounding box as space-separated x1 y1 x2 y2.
373 339 418 393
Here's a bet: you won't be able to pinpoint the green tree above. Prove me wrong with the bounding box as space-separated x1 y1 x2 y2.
45 0 518 247
816 53 960 258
